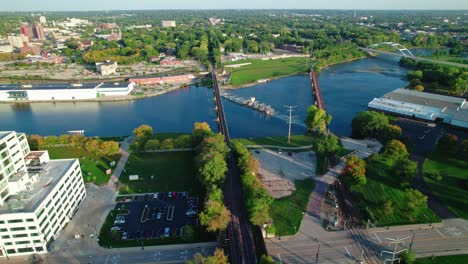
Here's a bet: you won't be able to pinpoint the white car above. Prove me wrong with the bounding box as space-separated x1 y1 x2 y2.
114 219 125 224
121 232 128 240
153 192 159 199
111 226 121 231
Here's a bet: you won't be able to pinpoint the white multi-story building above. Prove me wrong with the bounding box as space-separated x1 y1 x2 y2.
161 20 176 27
0 131 86 257
0 82 134 102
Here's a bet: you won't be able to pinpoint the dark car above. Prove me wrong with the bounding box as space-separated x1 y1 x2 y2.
145 231 151 239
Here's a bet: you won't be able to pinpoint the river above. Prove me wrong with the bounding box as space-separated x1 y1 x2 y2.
0 55 408 138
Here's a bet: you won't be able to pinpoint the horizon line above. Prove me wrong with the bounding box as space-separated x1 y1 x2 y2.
2 8 468 12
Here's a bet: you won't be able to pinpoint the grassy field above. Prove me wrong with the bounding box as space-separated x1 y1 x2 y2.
416 254 468 264
269 179 315 236
353 156 440 226
423 150 468 219
118 151 201 196
43 146 121 185
225 57 312 86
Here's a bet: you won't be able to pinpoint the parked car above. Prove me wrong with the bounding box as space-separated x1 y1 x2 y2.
151 212 157 221
277 149 283 154
153 192 159 199
172 192 177 198
114 219 125 224
164 227 170 238
157 212 162 220
145 231 151 239
186 209 197 217
111 226 121 231
168 192 172 198
121 232 128 240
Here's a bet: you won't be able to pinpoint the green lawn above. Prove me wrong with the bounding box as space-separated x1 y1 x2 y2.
152 132 190 142
225 57 312 86
43 146 121 185
269 179 315 236
423 151 468 219
416 254 468 264
118 151 201 196
353 157 440 226
232 134 320 148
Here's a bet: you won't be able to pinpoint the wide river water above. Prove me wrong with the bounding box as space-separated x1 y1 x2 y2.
0 55 408 138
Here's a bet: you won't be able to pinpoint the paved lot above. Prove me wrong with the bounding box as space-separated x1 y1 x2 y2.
113 193 198 241
393 118 442 156
251 149 316 198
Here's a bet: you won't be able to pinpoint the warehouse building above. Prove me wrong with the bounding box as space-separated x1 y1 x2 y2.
0 131 86 257
369 88 468 129
0 82 134 102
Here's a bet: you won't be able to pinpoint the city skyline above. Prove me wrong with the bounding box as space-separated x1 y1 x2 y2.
1 0 468 11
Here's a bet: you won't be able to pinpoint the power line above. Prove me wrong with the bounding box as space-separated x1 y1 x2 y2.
284 105 297 143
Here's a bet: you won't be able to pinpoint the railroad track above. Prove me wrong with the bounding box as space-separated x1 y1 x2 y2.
211 64 258 264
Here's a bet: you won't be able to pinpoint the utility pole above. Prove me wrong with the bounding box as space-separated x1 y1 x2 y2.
315 243 320 264
284 105 297 144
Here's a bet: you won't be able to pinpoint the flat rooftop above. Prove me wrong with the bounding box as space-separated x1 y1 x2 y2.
0 159 76 213
0 131 14 141
0 82 131 91
383 89 465 110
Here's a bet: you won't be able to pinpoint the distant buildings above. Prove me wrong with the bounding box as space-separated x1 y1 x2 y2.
99 23 118 30
18 44 41 55
77 40 94 50
160 56 183 66
96 61 117 76
94 30 122 41
26 54 64 64
7 35 29 48
0 131 86 256
20 24 34 41
161 20 176 28
209 17 221 25
59 18 91 28
0 82 134 102
33 23 46 41
39 16 47 24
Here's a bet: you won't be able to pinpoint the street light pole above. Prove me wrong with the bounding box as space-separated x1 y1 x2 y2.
284 105 297 144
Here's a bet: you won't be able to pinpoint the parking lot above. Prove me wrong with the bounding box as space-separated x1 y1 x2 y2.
111 192 199 241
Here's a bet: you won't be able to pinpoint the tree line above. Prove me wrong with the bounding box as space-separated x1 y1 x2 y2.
27 134 120 157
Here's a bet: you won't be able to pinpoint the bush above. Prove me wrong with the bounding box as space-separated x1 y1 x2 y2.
424 171 443 181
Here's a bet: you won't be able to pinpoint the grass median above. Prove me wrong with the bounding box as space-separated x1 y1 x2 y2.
416 254 468 264
269 179 315 236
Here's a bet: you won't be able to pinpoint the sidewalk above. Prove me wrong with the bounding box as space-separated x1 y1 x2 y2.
106 135 133 192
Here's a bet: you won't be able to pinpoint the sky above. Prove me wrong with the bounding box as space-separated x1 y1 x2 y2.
1 0 468 11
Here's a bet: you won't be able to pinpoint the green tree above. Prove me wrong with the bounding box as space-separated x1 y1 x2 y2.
181 225 195 242
192 122 214 145
186 249 228 264
399 250 416 264
160 138 174 149
407 70 423 80
85 139 101 155
144 139 160 151
100 141 119 156
58 134 71 144
341 155 367 187
383 200 394 217
383 140 408 160
259 255 280 264
132 124 153 151
316 134 340 156
71 134 87 146
352 111 389 140
174 135 193 148
44 136 59 146
199 199 230 232
304 105 332 133
197 152 227 185
28 135 44 150
394 159 417 185
405 189 428 220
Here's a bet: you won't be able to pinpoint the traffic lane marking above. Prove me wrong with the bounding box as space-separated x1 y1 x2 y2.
435 228 446 238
